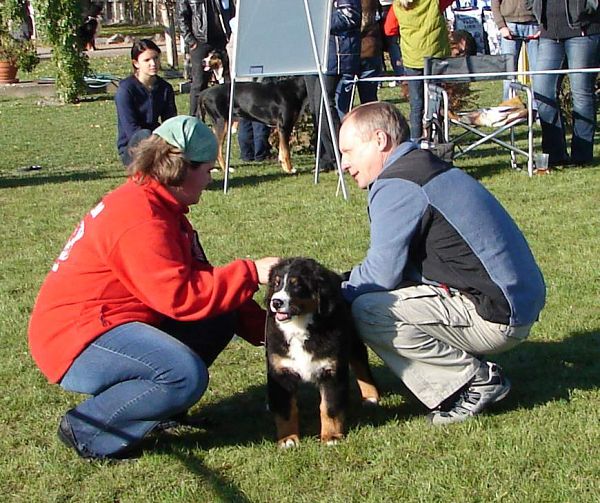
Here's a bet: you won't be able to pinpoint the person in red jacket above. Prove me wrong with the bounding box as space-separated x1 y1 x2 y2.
28 115 280 461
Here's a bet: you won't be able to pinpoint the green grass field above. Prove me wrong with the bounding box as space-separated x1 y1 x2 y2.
1 54 599 502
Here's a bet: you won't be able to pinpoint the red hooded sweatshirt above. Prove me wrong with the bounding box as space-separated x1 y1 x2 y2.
28 177 261 383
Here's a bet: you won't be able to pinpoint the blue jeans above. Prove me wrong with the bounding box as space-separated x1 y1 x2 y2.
533 35 600 165
405 67 424 140
337 57 382 118
59 314 235 457
499 22 539 101
237 119 272 161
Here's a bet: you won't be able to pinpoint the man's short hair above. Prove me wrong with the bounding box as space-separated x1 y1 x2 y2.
342 102 410 146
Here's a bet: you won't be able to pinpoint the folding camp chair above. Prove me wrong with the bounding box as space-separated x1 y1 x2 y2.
423 54 535 176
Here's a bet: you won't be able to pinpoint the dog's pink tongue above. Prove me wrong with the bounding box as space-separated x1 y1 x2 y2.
275 312 290 322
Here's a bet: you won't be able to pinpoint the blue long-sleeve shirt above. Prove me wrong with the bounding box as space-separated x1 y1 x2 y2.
115 75 177 157
342 143 546 327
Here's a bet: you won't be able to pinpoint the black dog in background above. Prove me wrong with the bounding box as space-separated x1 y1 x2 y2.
77 4 102 51
196 77 307 174
265 257 380 448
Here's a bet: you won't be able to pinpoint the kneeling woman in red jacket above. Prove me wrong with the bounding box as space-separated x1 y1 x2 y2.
28 116 279 461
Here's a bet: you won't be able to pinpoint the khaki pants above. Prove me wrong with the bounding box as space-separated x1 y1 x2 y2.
351 285 532 409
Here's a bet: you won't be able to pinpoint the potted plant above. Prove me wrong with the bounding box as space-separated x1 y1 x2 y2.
0 0 39 83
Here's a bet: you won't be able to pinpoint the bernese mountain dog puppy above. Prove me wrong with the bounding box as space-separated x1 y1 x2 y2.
265 257 379 448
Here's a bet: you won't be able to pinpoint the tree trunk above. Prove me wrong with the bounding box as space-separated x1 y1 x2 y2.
160 1 178 69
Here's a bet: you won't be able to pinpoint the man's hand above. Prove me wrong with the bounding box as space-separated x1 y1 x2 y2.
500 27 512 40
254 257 281 284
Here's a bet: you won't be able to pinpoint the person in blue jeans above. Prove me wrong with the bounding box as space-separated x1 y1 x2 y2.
304 0 362 172
492 0 540 101
532 0 600 166
337 0 383 118
237 119 272 162
28 116 279 461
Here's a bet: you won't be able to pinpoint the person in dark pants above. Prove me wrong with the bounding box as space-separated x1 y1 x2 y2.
237 119 272 162
531 0 600 167
28 116 280 461
177 0 234 116
304 0 362 172
337 0 383 117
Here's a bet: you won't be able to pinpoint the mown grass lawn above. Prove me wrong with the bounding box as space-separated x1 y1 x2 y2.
0 54 599 502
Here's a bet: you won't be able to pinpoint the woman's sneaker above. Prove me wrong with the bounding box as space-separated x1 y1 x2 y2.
427 361 511 425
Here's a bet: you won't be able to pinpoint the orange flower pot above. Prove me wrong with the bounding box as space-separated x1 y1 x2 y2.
0 60 19 84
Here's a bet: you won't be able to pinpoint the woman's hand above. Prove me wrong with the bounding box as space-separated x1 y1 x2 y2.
254 257 281 284
500 27 513 40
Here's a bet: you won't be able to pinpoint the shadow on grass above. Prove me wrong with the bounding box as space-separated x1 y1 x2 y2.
0 169 122 189
210 164 318 190
146 368 421 500
145 331 600 487
151 363 419 453
495 329 600 412
160 450 253 503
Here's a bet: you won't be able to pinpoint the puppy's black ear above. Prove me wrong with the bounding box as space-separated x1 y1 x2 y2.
264 267 276 305
317 268 342 317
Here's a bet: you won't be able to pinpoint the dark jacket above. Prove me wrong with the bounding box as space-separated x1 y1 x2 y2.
342 145 546 326
177 0 234 48
327 0 362 75
115 75 177 157
532 0 600 37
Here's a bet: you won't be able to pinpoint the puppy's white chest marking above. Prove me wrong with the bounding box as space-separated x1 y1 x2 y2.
275 314 335 382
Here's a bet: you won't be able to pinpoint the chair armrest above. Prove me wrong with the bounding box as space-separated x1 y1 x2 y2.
508 81 530 93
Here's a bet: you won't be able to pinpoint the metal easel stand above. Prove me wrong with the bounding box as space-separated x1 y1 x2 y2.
304 0 348 200
223 76 236 194
223 0 348 199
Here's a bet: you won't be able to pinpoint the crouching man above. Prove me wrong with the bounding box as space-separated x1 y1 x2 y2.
338 102 545 424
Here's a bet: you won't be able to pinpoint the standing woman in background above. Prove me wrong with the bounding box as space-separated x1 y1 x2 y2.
115 39 177 166
532 0 600 167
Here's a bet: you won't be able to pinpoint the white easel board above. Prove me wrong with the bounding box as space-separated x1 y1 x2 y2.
234 0 331 77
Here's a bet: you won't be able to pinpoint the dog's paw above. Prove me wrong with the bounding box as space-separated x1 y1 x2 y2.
321 434 343 446
278 436 300 449
283 167 298 175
